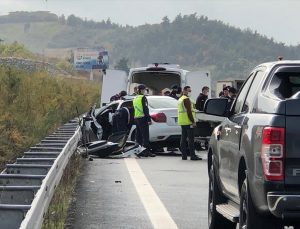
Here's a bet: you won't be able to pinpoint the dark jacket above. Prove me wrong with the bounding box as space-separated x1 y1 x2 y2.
112 107 134 133
141 96 151 122
169 91 180 100
196 93 208 111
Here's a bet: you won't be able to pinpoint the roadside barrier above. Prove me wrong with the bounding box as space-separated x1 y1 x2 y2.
0 120 81 229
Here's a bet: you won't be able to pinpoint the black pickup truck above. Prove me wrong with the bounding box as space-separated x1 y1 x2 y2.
205 61 300 229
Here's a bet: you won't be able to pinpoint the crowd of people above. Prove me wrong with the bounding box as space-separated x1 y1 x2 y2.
109 83 238 160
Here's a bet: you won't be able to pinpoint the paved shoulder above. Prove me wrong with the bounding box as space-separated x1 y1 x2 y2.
67 154 209 229
67 159 153 229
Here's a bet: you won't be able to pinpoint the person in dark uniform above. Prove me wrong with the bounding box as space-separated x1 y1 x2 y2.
110 91 127 102
228 86 237 109
169 85 182 100
196 86 209 111
133 84 156 157
112 106 134 133
220 86 230 99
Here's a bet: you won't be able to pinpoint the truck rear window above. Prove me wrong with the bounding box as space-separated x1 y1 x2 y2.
269 72 300 99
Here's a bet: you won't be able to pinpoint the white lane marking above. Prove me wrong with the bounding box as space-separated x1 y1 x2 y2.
124 158 178 229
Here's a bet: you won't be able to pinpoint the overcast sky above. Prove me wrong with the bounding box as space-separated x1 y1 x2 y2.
0 0 299 46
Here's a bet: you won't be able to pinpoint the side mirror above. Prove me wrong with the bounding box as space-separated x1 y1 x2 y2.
204 98 229 117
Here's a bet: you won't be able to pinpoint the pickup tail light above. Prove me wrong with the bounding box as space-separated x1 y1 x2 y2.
150 113 167 123
261 127 284 181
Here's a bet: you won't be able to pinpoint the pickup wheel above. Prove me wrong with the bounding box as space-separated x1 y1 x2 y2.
239 179 283 229
208 167 236 229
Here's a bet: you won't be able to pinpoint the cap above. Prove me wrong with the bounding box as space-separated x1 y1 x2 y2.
119 90 127 97
171 84 179 90
138 84 146 90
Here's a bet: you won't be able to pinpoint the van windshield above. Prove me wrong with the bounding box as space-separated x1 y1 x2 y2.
148 97 178 109
130 71 181 95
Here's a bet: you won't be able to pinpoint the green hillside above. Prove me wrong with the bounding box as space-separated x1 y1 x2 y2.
1 11 300 82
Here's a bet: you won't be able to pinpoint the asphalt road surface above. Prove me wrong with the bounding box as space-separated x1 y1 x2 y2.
66 151 209 229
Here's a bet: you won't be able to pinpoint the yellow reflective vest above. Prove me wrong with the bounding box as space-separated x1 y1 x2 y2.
178 95 196 126
133 95 144 118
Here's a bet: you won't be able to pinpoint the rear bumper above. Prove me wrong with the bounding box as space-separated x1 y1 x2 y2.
150 135 181 148
149 123 181 142
267 192 300 219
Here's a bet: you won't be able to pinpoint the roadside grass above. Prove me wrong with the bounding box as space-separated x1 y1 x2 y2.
0 65 99 171
42 152 82 229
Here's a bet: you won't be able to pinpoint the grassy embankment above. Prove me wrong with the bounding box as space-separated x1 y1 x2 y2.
0 66 100 228
0 42 100 228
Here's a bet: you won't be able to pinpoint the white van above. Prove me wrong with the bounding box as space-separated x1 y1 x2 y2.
101 63 211 105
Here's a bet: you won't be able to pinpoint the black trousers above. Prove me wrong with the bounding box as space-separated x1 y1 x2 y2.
180 125 196 158
135 117 151 150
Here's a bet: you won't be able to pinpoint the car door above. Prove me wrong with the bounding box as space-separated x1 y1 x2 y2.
101 69 128 106
218 73 255 200
185 71 211 101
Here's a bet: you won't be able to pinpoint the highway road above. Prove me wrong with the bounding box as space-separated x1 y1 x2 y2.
66 151 209 229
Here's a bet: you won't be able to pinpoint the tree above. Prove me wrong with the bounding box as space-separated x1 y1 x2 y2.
115 58 130 74
162 16 170 25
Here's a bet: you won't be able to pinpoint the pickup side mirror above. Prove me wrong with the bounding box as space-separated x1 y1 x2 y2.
204 98 229 117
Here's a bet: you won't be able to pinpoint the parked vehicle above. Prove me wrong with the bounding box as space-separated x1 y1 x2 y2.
93 96 181 150
100 63 211 105
205 60 300 228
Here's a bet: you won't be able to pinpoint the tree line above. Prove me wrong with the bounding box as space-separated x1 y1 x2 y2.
1 11 300 81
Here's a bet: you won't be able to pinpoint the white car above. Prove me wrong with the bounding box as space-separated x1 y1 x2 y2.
93 96 181 151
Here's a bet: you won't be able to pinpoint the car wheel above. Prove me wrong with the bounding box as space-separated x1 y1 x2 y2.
208 167 236 229
239 179 283 229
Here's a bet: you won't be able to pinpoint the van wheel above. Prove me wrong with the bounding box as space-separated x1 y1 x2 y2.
208 167 236 229
239 179 283 229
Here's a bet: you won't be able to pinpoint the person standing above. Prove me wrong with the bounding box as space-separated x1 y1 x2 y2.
133 84 156 157
112 106 134 134
169 85 182 100
220 86 230 99
178 86 202 160
110 90 127 102
196 86 209 111
228 86 237 109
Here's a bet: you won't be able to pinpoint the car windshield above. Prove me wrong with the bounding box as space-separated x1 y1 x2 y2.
147 97 178 109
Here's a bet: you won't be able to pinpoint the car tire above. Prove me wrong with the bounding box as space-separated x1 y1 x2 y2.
208 167 236 229
239 179 283 229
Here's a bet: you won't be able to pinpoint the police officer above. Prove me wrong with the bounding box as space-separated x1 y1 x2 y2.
133 84 156 157
178 86 202 160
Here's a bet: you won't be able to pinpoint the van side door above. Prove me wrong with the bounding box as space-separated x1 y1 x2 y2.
185 71 211 101
101 70 127 106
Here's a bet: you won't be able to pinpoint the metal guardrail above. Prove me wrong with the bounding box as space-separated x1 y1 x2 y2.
0 120 81 229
